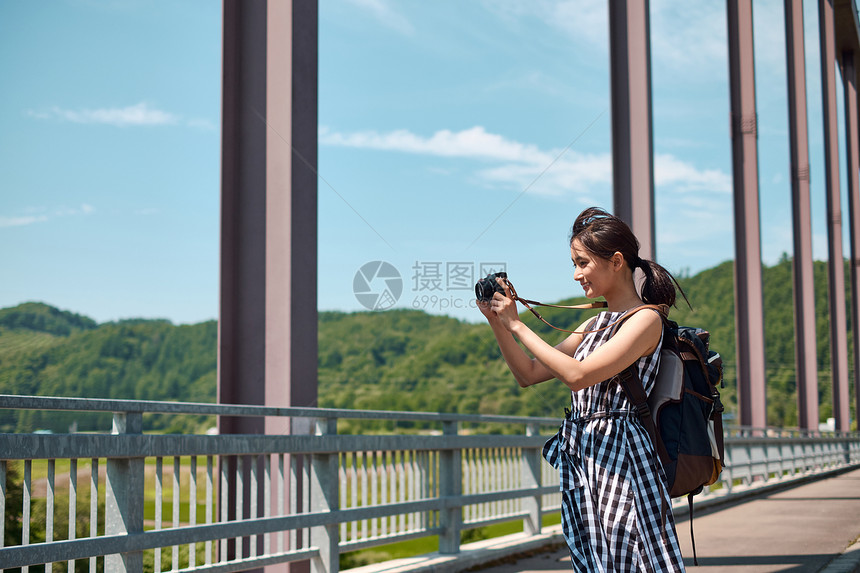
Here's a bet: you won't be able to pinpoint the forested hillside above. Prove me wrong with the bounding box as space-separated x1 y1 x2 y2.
0 258 854 433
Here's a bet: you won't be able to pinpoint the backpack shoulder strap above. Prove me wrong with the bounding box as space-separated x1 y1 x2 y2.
616 367 662 455
616 365 672 525
611 305 674 471
615 303 670 326
604 304 671 341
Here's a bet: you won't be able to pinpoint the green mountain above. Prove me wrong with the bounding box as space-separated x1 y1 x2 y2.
0 258 855 433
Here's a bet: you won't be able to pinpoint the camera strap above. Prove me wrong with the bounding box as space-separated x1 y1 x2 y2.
501 278 665 335
504 280 610 334
515 296 667 336
515 297 607 334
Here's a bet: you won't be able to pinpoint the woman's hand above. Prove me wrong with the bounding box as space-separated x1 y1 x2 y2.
477 295 497 322
488 278 520 331
479 277 589 388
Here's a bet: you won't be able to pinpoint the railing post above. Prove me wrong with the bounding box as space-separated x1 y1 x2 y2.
105 412 144 573
522 423 542 536
310 417 339 573
438 420 462 555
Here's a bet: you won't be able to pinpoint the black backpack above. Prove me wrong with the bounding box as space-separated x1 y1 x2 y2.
613 306 725 564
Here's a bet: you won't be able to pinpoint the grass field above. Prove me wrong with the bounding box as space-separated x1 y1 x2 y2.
0 327 61 359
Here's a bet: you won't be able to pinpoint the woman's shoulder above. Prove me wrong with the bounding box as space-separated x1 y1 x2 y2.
615 306 664 352
584 307 659 337
619 305 664 326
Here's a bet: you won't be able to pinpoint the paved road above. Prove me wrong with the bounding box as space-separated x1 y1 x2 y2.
477 467 860 573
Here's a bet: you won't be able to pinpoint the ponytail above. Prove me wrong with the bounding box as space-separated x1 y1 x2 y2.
638 258 691 309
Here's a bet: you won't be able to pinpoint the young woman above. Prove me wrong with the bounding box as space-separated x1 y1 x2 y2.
478 207 686 572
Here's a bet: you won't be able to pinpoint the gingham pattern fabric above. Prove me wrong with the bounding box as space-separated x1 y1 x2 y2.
543 309 686 572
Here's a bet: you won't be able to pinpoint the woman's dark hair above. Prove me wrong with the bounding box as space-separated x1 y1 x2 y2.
570 207 690 308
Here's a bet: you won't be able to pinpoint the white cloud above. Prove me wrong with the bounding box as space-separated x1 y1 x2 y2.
488 0 729 81
27 102 214 129
52 204 95 217
542 0 609 53
649 0 727 74
482 0 607 52
0 215 49 228
655 154 732 193
345 0 413 35
321 125 731 200
31 102 176 126
750 0 789 81
320 125 549 164
475 152 612 196
0 204 95 228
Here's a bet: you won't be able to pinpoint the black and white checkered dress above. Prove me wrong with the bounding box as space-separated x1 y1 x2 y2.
542 309 686 572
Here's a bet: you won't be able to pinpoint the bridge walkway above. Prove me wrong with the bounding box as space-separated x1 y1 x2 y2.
475 467 860 573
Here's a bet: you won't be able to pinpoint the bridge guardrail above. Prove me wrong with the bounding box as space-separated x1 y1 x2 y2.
0 395 858 573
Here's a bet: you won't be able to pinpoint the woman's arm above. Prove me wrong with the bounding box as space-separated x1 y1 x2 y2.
478 286 586 387
507 309 662 391
486 286 662 391
484 313 585 388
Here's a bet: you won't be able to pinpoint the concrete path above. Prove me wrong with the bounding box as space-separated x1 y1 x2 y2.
476 467 860 573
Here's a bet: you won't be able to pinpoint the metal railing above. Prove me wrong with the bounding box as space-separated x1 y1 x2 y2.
698 425 860 499
1 395 858 573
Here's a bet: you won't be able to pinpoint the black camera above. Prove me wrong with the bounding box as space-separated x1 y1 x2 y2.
475 272 508 302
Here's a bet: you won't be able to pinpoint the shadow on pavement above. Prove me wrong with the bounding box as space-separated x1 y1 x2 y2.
684 553 838 572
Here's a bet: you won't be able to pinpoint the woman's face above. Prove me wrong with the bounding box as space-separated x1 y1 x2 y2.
570 239 616 299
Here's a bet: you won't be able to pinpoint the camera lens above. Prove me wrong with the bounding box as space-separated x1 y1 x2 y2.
475 279 494 302
475 272 507 302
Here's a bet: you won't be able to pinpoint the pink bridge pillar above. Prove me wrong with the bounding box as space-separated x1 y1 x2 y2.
784 0 820 430
608 0 656 260
819 0 851 431
841 49 860 431
218 0 318 571
727 0 767 429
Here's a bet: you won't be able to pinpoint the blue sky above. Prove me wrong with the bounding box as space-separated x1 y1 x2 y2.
0 0 851 324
